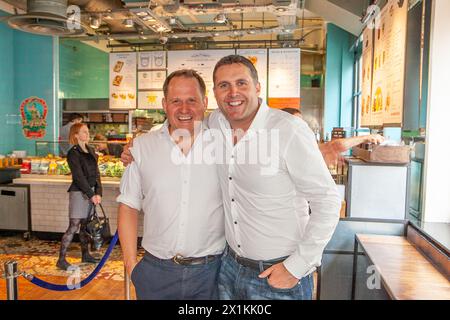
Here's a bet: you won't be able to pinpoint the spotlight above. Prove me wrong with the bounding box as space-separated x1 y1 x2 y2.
123 19 134 28
214 13 227 24
90 16 101 29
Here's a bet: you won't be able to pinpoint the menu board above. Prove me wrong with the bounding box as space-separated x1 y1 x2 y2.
361 27 374 126
167 49 234 109
109 52 137 110
237 49 268 104
138 70 166 90
267 48 301 109
137 51 166 110
361 0 408 126
138 51 166 69
138 91 164 110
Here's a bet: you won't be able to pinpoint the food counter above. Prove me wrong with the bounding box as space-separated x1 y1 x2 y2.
12 174 144 236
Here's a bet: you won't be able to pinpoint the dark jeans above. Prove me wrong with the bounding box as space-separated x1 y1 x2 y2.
218 249 314 300
131 252 221 300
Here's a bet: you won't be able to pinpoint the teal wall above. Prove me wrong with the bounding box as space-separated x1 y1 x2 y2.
0 10 55 156
59 39 109 99
13 32 55 156
0 11 15 155
324 23 357 137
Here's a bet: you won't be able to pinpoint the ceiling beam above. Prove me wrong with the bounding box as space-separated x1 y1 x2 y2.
304 0 362 36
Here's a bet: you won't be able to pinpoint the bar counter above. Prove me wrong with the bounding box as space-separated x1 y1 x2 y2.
13 174 144 236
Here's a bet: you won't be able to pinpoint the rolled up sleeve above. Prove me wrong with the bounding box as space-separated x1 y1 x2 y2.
283 124 341 279
116 161 143 211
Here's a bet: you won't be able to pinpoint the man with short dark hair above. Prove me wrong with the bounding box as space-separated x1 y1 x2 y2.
209 55 341 300
59 113 83 156
117 69 225 300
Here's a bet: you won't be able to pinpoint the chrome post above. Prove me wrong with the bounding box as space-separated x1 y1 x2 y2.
4 260 19 300
124 267 131 300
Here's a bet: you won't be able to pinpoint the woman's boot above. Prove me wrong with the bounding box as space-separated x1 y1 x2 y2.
56 218 80 270
80 222 100 264
56 237 72 270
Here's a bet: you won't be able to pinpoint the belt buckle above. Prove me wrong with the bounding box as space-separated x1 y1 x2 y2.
172 254 184 265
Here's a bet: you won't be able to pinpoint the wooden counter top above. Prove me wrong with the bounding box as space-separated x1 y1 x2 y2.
355 234 450 300
13 174 120 186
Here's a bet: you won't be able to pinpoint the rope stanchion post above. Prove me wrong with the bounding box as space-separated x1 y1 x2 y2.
124 267 131 300
4 260 19 300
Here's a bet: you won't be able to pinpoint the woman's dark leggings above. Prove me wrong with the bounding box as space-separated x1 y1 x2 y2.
59 218 89 259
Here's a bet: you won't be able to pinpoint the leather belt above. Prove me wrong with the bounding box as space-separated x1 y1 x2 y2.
227 246 285 271
146 251 220 266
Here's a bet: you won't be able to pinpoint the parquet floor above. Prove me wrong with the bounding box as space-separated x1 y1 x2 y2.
0 275 136 300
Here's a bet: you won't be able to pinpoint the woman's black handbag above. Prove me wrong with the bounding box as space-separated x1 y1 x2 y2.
86 204 111 251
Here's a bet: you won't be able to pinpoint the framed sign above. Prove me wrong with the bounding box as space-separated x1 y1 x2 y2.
268 48 301 109
20 96 48 139
110 52 137 110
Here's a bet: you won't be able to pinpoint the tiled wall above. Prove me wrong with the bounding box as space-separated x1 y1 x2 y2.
0 10 56 156
324 23 356 136
0 11 15 155
29 182 144 236
59 39 109 99
13 32 55 156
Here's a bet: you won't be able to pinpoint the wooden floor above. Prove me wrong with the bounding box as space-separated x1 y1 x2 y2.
0 275 136 300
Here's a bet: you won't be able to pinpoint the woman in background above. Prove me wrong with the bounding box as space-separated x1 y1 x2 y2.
56 123 102 270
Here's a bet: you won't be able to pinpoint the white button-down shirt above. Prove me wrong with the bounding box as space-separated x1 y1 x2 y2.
117 121 225 259
208 103 341 279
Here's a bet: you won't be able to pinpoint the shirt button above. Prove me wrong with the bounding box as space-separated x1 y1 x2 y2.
231 198 235 202
237 245 241 248
234 221 237 224
229 177 232 180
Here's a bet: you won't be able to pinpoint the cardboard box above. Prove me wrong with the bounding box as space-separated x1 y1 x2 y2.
352 145 411 164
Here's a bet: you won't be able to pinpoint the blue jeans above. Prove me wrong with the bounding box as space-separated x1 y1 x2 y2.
131 252 221 300
218 249 314 300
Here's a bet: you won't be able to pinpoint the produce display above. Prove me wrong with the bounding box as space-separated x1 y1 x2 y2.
26 154 124 178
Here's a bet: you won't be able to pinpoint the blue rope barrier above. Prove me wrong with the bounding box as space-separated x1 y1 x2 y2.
24 231 119 291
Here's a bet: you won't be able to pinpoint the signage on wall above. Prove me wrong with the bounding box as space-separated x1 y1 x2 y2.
20 96 48 139
360 0 407 126
268 48 301 109
137 51 167 110
109 52 137 110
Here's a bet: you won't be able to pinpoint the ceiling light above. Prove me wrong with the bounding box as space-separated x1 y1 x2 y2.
275 7 288 13
142 16 156 22
171 34 179 39
233 7 244 12
89 16 101 29
213 32 220 37
156 25 166 32
123 19 134 28
136 11 148 17
196 4 207 14
247 29 256 34
214 13 227 24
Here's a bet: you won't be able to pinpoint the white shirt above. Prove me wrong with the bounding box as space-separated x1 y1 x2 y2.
117 121 225 259
208 103 341 279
